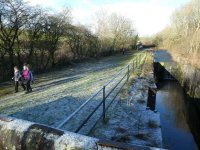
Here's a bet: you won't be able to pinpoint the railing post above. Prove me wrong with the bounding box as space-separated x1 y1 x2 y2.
136 56 138 68
141 54 144 63
127 65 129 82
132 59 134 71
103 86 106 122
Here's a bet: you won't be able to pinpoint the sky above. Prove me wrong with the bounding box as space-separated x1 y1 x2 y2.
25 0 190 36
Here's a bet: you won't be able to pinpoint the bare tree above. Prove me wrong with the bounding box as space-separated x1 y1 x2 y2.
0 0 28 70
66 25 96 59
43 8 71 67
95 11 136 53
156 0 200 65
0 1 138 82
24 7 45 64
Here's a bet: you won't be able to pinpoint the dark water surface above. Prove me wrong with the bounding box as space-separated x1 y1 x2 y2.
156 81 198 150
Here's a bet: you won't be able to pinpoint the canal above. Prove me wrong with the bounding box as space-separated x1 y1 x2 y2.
156 81 198 150
153 50 199 149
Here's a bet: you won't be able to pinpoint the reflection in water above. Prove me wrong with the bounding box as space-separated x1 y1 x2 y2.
156 81 198 150
147 88 156 111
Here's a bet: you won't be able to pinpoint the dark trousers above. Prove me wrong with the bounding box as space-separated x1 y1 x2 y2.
21 81 26 91
15 81 26 92
25 80 32 92
15 81 19 92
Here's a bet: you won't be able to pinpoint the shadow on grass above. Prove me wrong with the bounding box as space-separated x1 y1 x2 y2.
9 96 81 127
0 51 137 98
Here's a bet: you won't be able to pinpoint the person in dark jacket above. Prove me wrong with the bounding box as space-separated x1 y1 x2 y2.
27 64 33 92
122 48 125 55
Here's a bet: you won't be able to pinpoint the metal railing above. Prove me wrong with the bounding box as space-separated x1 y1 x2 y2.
56 52 147 134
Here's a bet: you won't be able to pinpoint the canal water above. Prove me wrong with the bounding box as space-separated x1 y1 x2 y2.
156 81 198 150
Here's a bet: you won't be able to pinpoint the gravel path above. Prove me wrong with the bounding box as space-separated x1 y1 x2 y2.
0 52 141 133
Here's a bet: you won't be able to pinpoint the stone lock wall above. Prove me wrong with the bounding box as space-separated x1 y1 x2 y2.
0 117 98 150
0 117 163 150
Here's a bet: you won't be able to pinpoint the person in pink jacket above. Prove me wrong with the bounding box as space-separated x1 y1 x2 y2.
21 64 32 94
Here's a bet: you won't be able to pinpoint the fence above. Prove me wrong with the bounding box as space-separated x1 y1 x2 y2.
56 52 147 134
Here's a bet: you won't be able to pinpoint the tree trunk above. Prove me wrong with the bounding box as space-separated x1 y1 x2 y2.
8 49 14 72
40 50 45 70
27 43 34 64
16 51 23 67
51 52 55 67
44 54 51 70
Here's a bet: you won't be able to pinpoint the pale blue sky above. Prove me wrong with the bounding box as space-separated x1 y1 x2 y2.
26 0 190 36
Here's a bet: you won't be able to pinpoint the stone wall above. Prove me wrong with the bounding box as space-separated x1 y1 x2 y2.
0 117 164 150
0 117 97 150
164 61 200 99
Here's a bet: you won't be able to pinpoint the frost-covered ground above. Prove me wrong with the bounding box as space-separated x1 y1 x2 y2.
0 52 141 133
91 55 163 148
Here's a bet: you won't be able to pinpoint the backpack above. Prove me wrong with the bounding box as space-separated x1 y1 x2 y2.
28 71 34 81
